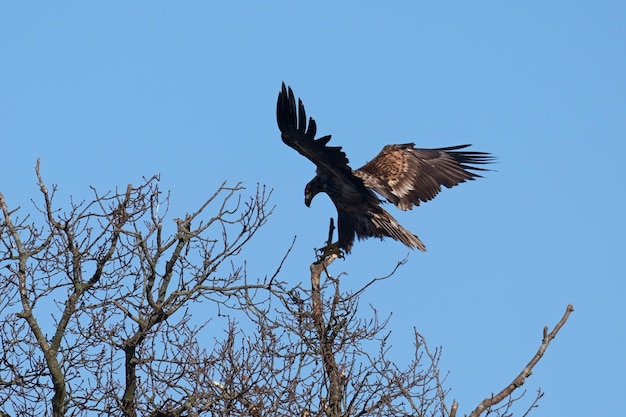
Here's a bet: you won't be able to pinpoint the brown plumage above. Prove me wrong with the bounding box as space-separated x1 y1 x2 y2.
276 83 494 253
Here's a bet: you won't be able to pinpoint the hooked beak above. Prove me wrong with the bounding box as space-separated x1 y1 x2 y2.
304 188 315 207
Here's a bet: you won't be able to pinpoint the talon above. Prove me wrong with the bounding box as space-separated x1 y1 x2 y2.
316 242 344 260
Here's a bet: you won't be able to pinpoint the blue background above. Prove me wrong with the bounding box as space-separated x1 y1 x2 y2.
1 3 624 415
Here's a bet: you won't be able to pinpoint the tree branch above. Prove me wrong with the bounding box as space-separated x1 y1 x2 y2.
468 304 574 417
309 253 342 417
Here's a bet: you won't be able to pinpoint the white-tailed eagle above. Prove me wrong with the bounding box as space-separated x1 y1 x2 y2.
276 83 494 254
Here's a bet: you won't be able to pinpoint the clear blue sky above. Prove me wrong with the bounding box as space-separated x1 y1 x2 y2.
1 2 624 416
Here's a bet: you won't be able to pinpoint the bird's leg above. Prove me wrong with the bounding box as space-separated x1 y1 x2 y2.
316 218 344 259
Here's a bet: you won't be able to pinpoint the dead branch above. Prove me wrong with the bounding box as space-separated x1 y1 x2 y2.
467 304 574 417
310 253 342 417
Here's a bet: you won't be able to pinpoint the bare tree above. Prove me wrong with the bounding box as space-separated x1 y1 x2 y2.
0 163 573 417
0 161 273 416
240 250 573 417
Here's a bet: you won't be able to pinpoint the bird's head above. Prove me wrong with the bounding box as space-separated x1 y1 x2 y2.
304 176 324 207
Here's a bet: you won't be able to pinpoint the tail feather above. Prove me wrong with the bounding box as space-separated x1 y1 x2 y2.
367 209 426 252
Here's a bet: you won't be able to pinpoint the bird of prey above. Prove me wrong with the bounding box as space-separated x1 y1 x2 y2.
276 83 494 255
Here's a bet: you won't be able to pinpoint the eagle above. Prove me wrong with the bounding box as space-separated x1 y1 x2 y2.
276 83 494 255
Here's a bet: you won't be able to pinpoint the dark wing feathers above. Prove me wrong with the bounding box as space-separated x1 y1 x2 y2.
277 83 352 177
355 143 494 210
276 83 494 253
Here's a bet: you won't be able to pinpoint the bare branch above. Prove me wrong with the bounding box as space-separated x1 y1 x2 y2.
468 304 574 417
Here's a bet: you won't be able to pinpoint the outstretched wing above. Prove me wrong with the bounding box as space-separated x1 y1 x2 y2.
277 83 353 178
355 144 495 210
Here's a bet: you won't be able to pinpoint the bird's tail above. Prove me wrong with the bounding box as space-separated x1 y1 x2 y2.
367 208 427 252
